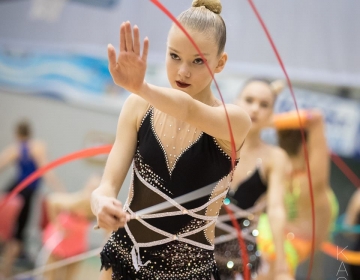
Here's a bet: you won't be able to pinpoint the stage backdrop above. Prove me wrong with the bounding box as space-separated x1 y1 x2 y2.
0 0 359 86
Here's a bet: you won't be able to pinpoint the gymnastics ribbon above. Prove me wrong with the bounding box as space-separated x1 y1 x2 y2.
331 153 360 189
247 1 315 279
0 145 112 213
149 1 250 279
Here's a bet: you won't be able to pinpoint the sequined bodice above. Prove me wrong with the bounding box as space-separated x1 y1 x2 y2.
126 106 235 249
101 107 237 279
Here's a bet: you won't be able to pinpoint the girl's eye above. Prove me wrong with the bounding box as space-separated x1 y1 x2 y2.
170 53 180 60
260 102 269 108
245 97 253 103
193 58 204 65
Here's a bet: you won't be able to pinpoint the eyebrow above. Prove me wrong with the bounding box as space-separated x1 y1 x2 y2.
168 47 210 57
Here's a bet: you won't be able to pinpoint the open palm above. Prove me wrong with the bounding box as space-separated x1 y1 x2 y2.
108 21 149 94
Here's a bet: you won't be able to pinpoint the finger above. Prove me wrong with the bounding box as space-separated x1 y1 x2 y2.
110 214 128 229
133 25 140 56
124 21 134 52
112 199 122 208
106 206 124 220
99 213 121 231
120 22 126 52
142 37 149 62
107 44 117 71
119 214 128 224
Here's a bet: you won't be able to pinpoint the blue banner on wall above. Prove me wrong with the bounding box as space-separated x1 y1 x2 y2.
0 46 359 158
0 48 131 111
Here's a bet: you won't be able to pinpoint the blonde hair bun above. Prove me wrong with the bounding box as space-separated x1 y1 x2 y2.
192 0 222 14
270 80 286 96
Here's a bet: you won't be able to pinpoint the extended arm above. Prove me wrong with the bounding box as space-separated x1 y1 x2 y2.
0 145 18 172
266 148 293 279
273 109 329 188
91 95 148 232
33 143 66 192
345 189 360 227
107 22 251 149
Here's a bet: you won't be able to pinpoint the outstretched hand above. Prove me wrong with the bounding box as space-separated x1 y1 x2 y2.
108 21 149 94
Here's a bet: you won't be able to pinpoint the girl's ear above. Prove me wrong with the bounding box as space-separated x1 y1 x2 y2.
214 52 228 73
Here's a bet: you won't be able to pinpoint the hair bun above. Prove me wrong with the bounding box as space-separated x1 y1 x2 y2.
270 80 286 96
192 0 222 14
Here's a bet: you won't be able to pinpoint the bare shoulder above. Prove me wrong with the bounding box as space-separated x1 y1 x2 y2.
269 145 288 160
223 103 251 127
124 94 149 109
29 139 47 154
214 103 251 151
121 95 150 129
265 144 290 168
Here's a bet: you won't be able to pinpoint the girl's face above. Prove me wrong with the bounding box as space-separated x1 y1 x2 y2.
166 26 227 99
236 81 275 131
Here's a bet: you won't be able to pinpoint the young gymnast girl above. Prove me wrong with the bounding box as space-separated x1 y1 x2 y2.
90 1 251 279
214 79 293 280
257 109 338 278
0 120 64 278
42 174 101 280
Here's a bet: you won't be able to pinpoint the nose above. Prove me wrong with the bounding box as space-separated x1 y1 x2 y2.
178 64 191 78
249 103 260 114
251 102 259 112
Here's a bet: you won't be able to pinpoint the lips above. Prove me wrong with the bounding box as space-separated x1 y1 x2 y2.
176 81 190 88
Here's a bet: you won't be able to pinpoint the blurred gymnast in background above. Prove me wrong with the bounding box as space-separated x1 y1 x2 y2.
257 109 338 278
0 119 64 278
42 174 101 280
214 79 293 280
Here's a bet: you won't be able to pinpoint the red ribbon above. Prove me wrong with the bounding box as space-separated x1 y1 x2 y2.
331 153 360 188
247 1 315 278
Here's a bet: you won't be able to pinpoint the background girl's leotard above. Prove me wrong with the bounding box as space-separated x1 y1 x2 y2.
215 169 267 279
6 142 41 241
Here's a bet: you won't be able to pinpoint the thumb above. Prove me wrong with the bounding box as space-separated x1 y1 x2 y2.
107 44 117 71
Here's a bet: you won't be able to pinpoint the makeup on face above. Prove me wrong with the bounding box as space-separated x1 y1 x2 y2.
176 80 191 88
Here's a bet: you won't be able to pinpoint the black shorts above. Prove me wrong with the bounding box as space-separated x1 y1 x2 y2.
6 180 39 242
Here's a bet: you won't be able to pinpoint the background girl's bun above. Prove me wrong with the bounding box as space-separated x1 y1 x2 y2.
192 0 222 14
270 80 286 95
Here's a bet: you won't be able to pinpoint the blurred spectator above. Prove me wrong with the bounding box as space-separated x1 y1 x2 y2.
0 119 64 278
41 174 100 280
